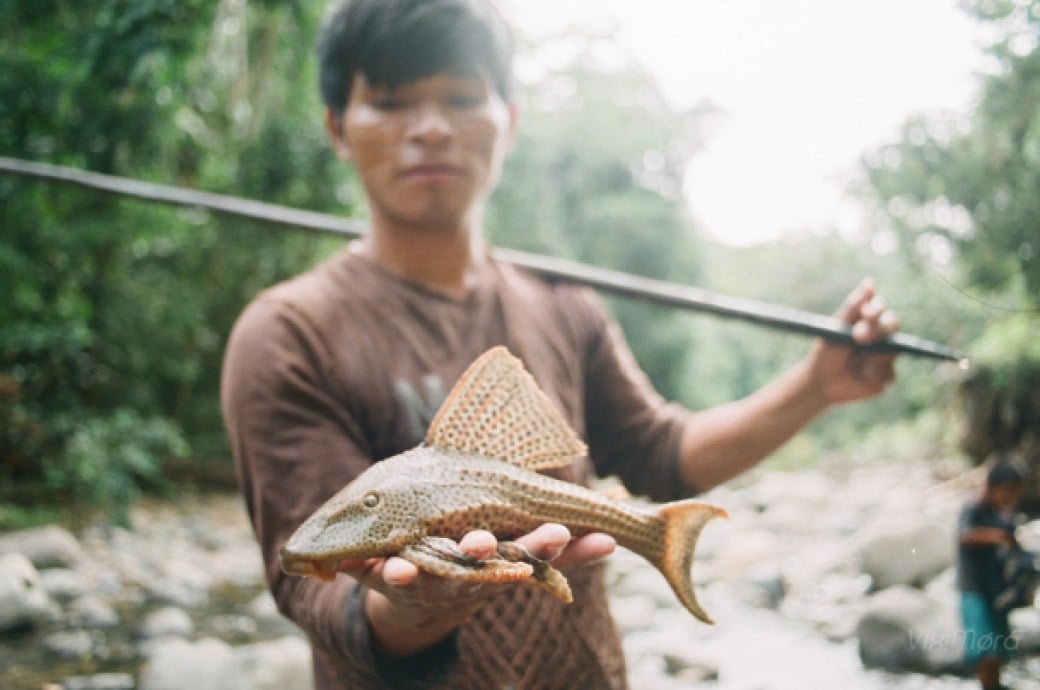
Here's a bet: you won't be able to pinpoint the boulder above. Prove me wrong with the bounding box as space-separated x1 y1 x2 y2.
139 636 313 690
854 585 963 674
857 518 955 590
61 673 136 690
67 594 120 628
39 567 89 603
244 591 303 638
232 637 313 690
139 638 243 690
609 593 658 633
1010 604 1040 654
702 528 784 582
0 552 52 632
138 606 195 641
0 525 84 568
741 470 836 512
43 629 99 659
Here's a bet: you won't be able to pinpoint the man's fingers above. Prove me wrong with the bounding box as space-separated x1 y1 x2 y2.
341 525 616 596
837 277 875 324
515 523 572 561
551 533 616 571
514 524 615 571
382 556 420 587
879 309 900 334
458 530 497 560
861 295 887 320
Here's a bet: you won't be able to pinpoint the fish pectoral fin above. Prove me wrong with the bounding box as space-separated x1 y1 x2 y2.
399 537 533 584
496 541 573 604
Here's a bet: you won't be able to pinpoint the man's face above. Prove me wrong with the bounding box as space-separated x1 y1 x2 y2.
328 70 516 231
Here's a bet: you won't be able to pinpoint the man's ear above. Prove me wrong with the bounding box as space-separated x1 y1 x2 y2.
325 108 352 161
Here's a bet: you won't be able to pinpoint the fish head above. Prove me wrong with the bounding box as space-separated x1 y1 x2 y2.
279 457 429 581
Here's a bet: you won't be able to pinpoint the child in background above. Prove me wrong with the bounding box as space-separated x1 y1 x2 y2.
957 461 1025 690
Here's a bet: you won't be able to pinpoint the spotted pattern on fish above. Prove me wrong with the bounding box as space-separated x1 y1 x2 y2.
280 347 725 623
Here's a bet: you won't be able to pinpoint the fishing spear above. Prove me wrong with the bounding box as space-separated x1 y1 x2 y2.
0 156 965 364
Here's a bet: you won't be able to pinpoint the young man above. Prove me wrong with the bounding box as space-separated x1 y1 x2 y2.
221 1 899 687
958 461 1025 690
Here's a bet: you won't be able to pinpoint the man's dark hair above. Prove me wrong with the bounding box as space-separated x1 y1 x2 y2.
318 0 514 118
987 459 1024 487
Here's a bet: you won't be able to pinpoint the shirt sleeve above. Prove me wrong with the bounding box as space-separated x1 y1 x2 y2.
220 294 458 685
569 289 697 502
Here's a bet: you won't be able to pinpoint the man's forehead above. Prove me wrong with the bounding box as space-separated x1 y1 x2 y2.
355 66 493 92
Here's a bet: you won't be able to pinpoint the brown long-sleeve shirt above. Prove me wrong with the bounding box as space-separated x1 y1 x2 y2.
221 247 693 689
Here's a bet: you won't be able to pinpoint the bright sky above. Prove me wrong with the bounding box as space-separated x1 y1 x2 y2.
501 0 989 246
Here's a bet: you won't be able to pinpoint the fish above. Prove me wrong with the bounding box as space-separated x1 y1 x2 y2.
279 346 726 623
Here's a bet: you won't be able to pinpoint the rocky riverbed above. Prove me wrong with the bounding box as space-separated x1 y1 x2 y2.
2 461 1039 690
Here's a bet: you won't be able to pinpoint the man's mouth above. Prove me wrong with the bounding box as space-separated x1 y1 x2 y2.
401 163 462 181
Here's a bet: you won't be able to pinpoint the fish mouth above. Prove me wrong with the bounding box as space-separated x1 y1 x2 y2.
279 549 343 582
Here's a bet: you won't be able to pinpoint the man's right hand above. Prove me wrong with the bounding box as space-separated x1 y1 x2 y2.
335 524 615 658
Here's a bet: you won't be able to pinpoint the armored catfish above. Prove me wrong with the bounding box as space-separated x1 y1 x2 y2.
279 346 726 623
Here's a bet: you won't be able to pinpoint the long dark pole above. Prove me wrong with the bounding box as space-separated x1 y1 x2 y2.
0 156 965 363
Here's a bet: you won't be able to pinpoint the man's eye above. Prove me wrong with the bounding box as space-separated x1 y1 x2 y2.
372 98 406 111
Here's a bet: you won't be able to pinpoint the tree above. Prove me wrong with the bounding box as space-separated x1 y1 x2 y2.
0 0 343 519
862 0 1040 504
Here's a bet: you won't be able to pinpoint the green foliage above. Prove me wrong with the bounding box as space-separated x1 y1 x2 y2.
48 409 187 522
973 311 1040 383
1 0 341 521
863 0 1040 305
862 0 1040 478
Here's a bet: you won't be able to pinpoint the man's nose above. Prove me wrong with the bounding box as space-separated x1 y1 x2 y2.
407 102 453 144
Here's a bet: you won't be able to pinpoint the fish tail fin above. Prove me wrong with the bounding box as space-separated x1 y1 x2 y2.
655 499 727 624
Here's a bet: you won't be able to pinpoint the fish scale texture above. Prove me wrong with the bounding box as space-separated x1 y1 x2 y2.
416 452 665 559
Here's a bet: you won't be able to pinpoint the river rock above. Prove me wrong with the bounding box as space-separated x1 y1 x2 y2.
856 518 955 590
738 561 785 609
39 567 89 603
233 636 312 690
67 595 120 628
139 637 242 690
0 525 84 568
144 578 208 609
1010 604 1040 654
138 606 194 641
609 593 659 633
624 625 719 690
702 527 784 582
0 552 52 631
207 613 258 641
244 591 304 638
854 585 962 674
61 673 136 690
741 470 836 512
1017 519 1040 549
43 629 99 659
607 548 677 608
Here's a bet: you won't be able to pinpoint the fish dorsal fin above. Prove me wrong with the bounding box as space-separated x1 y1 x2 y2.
425 347 587 471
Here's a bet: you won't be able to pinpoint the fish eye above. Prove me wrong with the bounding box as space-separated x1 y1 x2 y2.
362 492 380 508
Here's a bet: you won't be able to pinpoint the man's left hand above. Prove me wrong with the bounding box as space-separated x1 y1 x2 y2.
808 277 899 405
